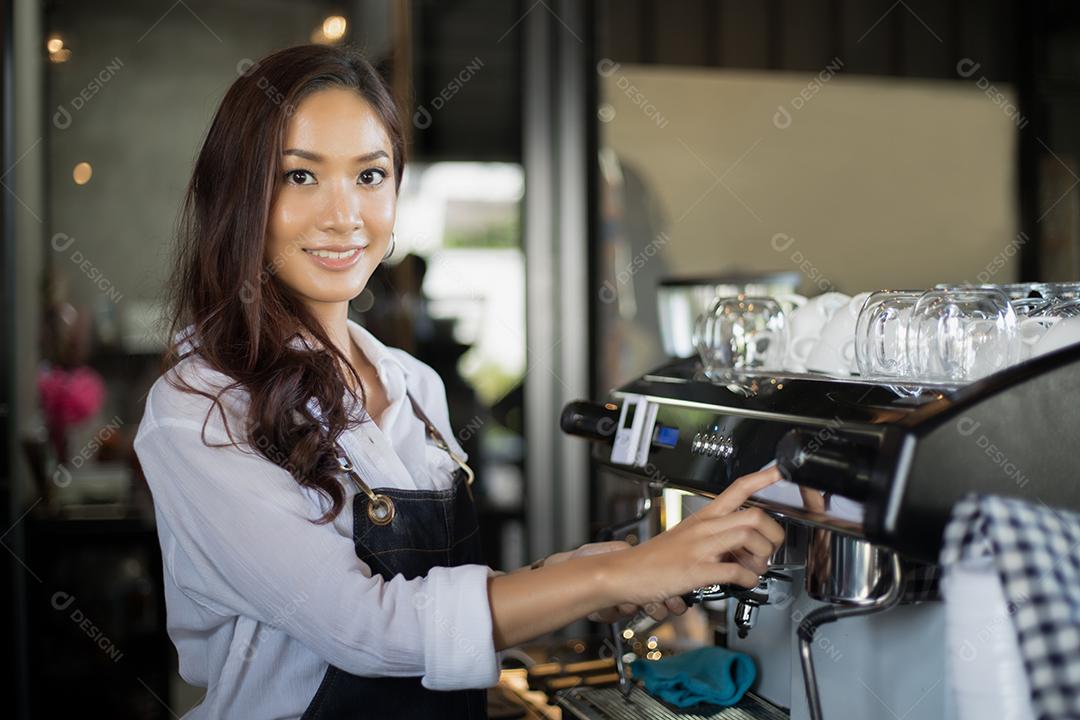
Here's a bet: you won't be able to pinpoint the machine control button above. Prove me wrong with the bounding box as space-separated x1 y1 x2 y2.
691 432 734 458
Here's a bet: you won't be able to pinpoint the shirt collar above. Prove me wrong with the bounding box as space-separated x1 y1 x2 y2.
177 317 412 425
173 320 410 428
174 319 410 383
346 318 409 382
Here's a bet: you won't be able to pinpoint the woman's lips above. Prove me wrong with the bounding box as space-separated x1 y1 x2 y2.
303 246 366 270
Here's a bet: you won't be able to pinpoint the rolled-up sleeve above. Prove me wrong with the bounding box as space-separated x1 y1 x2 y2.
134 408 499 690
421 565 499 689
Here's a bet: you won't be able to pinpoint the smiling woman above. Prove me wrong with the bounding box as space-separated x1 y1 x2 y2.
132 42 784 720
270 90 396 286
268 87 400 412
164 45 406 524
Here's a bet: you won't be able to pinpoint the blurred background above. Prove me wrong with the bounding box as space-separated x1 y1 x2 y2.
2 0 1078 716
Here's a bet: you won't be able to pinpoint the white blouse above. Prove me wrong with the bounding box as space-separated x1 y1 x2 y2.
133 319 500 719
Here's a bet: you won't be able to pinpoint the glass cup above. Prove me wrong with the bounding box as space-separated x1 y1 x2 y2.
1048 298 1080 318
981 282 1047 300
1018 298 1080 358
1018 315 1058 359
936 282 1047 300
1032 316 1080 357
1010 297 1053 318
855 290 921 379
907 288 1019 382
1038 282 1080 301
693 295 787 377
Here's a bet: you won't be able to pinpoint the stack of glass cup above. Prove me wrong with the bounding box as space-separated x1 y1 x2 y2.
855 282 1080 383
692 283 1080 384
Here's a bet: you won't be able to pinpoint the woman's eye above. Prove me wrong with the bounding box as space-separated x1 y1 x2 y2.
284 169 315 185
359 168 387 186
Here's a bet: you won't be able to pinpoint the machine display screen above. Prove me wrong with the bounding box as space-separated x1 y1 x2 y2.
654 425 680 448
622 403 637 428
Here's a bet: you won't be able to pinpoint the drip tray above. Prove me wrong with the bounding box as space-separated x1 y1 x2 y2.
556 686 788 720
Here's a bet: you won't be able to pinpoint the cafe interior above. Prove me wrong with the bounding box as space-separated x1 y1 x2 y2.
4 0 1080 718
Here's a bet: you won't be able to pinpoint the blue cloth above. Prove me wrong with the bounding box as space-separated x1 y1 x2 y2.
630 646 757 709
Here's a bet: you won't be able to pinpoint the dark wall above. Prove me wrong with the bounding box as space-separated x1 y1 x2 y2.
599 0 1017 80
409 0 522 162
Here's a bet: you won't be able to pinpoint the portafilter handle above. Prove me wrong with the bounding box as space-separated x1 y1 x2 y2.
775 428 876 502
622 570 789 638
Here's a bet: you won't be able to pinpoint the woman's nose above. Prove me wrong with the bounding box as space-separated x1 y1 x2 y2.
320 180 364 233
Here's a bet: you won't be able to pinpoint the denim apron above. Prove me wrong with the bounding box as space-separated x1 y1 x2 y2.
300 391 487 720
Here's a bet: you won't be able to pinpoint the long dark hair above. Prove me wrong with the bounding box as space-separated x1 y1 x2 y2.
162 44 406 523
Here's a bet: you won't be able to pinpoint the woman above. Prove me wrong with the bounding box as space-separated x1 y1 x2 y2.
134 44 784 719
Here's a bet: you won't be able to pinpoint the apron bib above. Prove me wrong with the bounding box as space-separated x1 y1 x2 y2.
300 392 487 720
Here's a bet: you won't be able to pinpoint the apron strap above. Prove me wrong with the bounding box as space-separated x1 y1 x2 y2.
404 389 474 486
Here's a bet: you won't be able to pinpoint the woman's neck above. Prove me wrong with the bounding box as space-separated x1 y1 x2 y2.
307 301 351 358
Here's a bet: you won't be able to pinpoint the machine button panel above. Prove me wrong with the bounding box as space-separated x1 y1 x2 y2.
691 432 734 458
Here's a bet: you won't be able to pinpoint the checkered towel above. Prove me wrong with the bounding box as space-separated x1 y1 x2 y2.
941 494 1080 719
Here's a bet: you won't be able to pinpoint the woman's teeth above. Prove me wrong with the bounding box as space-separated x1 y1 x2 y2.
304 248 360 259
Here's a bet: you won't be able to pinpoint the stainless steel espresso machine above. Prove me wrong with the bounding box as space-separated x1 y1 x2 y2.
556 344 1080 720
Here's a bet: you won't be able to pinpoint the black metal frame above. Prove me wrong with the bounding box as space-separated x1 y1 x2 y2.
1 0 28 715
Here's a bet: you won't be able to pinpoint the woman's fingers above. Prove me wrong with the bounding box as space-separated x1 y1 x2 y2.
588 602 647 624
703 505 786 550
717 525 775 566
731 547 768 576
701 466 782 517
743 507 786 548
643 601 669 622
613 467 786 609
677 525 775 590
706 560 762 589
664 595 688 616
588 607 622 623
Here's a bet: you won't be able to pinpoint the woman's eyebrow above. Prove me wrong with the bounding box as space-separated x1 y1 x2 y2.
282 148 390 163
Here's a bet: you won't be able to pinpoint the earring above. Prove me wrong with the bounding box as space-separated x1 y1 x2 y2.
382 232 396 261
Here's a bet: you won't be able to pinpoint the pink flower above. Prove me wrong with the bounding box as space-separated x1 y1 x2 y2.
37 365 106 430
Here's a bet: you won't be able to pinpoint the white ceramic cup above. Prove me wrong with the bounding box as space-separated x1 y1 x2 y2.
773 293 808 315
784 292 850 373
805 292 871 376
1032 316 1080 357
1018 316 1058 360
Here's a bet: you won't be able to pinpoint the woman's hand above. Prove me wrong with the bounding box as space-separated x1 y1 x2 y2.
546 541 688 623
605 466 785 610
486 465 785 651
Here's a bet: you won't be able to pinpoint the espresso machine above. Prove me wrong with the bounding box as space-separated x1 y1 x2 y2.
555 343 1080 720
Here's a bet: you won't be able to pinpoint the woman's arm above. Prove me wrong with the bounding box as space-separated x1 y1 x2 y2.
487 466 785 650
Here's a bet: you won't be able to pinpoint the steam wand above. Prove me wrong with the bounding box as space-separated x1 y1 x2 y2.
796 553 903 720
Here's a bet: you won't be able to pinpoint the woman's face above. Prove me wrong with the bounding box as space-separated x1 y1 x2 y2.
265 87 396 312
